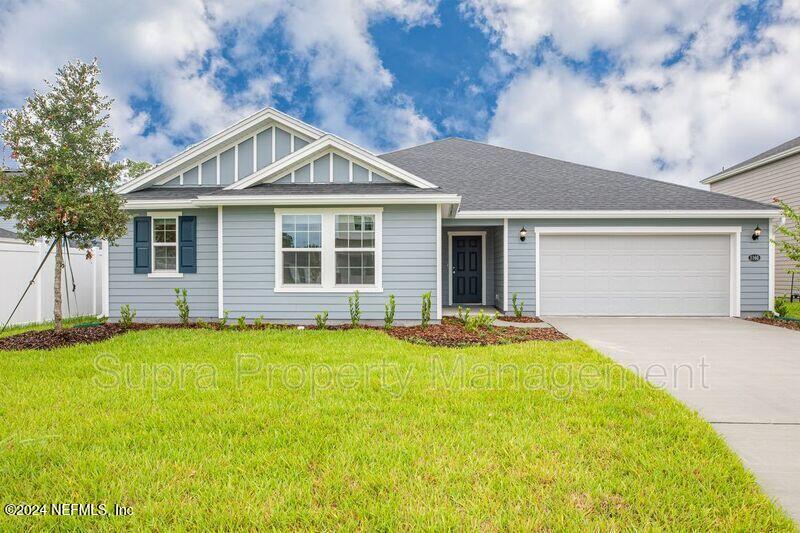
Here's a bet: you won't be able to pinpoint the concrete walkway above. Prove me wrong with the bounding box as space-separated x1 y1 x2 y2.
545 317 800 522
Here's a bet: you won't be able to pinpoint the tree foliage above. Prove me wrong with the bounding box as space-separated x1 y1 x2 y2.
1 59 127 248
0 59 128 329
773 198 800 271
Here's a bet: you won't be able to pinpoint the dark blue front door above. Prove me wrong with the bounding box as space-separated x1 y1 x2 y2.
452 235 482 304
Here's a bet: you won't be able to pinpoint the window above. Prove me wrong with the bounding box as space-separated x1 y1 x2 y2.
335 215 375 285
153 217 178 272
275 209 382 292
281 214 322 285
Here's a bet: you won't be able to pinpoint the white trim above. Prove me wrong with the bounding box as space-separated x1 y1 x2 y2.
218 206 224 318
456 209 781 219
216 156 221 185
769 221 776 313
148 211 181 275
148 272 184 279
191 194 461 207
274 208 383 293
198 160 203 185
436 204 442 320
227 134 438 190
102 239 110 317
503 218 508 311
328 153 333 183
533 226 742 318
271 126 276 163
116 107 324 194
447 231 487 306
702 144 800 184
252 134 257 172
234 144 239 182
349 160 354 183
179 173 184 186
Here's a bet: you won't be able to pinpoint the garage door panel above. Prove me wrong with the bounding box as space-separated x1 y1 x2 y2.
539 234 731 316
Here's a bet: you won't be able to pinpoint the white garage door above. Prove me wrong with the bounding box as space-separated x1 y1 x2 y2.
538 233 732 316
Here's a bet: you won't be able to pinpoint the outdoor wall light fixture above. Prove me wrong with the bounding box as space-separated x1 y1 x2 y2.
752 226 762 240
519 227 528 241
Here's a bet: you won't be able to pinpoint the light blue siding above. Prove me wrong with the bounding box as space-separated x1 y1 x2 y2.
219 148 235 185
353 164 369 183
238 137 254 178
201 157 217 184
223 205 437 321
332 154 349 183
313 155 330 182
493 225 504 310
504 218 772 316
256 129 272 169
275 128 292 159
183 166 198 185
108 209 218 318
294 164 311 183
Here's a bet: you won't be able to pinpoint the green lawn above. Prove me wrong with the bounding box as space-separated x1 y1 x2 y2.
0 328 792 530
0 315 98 338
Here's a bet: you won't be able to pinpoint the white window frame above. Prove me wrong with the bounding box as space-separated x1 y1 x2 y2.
275 207 383 292
148 210 183 278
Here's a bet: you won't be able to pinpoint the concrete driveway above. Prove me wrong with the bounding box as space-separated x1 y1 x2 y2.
545 317 800 522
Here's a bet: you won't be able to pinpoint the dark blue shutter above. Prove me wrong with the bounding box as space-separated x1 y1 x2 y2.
179 216 197 273
133 216 151 273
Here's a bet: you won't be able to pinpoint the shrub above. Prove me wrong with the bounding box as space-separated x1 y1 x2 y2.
464 309 498 332
512 292 524 318
237 315 247 329
219 310 230 328
348 291 361 327
384 294 396 329
174 288 190 325
315 310 329 329
254 315 264 328
456 305 471 324
119 304 136 328
195 318 208 329
775 298 789 317
421 292 432 328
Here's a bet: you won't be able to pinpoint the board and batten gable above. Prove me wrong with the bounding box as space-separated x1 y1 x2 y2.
223 204 438 321
709 152 800 296
505 218 771 316
108 208 218 318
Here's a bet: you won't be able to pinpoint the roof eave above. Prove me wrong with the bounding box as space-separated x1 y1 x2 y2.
455 209 782 219
702 144 800 184
124 194 461 210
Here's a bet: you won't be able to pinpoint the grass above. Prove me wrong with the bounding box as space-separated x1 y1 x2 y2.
0 315 99 338
0 328 793 530
784 300 800 319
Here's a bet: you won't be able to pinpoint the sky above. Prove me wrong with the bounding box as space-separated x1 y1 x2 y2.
1 0 799 188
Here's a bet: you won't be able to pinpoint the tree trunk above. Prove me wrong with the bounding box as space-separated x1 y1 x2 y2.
54 238 63 331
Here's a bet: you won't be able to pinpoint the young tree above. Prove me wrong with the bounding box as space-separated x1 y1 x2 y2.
773 197 800 281
1 59 128 330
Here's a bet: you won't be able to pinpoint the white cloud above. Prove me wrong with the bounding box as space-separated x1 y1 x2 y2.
0 0 439 165
464 0 800 186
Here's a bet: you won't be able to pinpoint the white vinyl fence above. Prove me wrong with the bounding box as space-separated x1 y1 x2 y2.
0 237 104 327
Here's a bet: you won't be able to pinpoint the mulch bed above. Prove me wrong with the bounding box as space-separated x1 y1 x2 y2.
746 317 800 332
384 317 568 347
495 315 543 324
0 323 155 351
0 317 569 351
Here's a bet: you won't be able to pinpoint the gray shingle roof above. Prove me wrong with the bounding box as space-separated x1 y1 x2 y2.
380 138 775 211
708 135 800 179
123 187 223 200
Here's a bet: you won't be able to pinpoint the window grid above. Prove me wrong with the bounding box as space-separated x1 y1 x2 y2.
335 214 375 287
152 217 178 272
281 214 323 285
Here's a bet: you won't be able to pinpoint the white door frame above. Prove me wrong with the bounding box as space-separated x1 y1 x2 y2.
448 231 487 306
534 226 742 317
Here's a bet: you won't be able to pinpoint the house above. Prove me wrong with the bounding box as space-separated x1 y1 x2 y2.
702 136 800 299
110 108 779 322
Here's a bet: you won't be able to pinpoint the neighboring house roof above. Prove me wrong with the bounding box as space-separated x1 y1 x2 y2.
0 227 18 239
702 135 800 184
381 138 775 213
